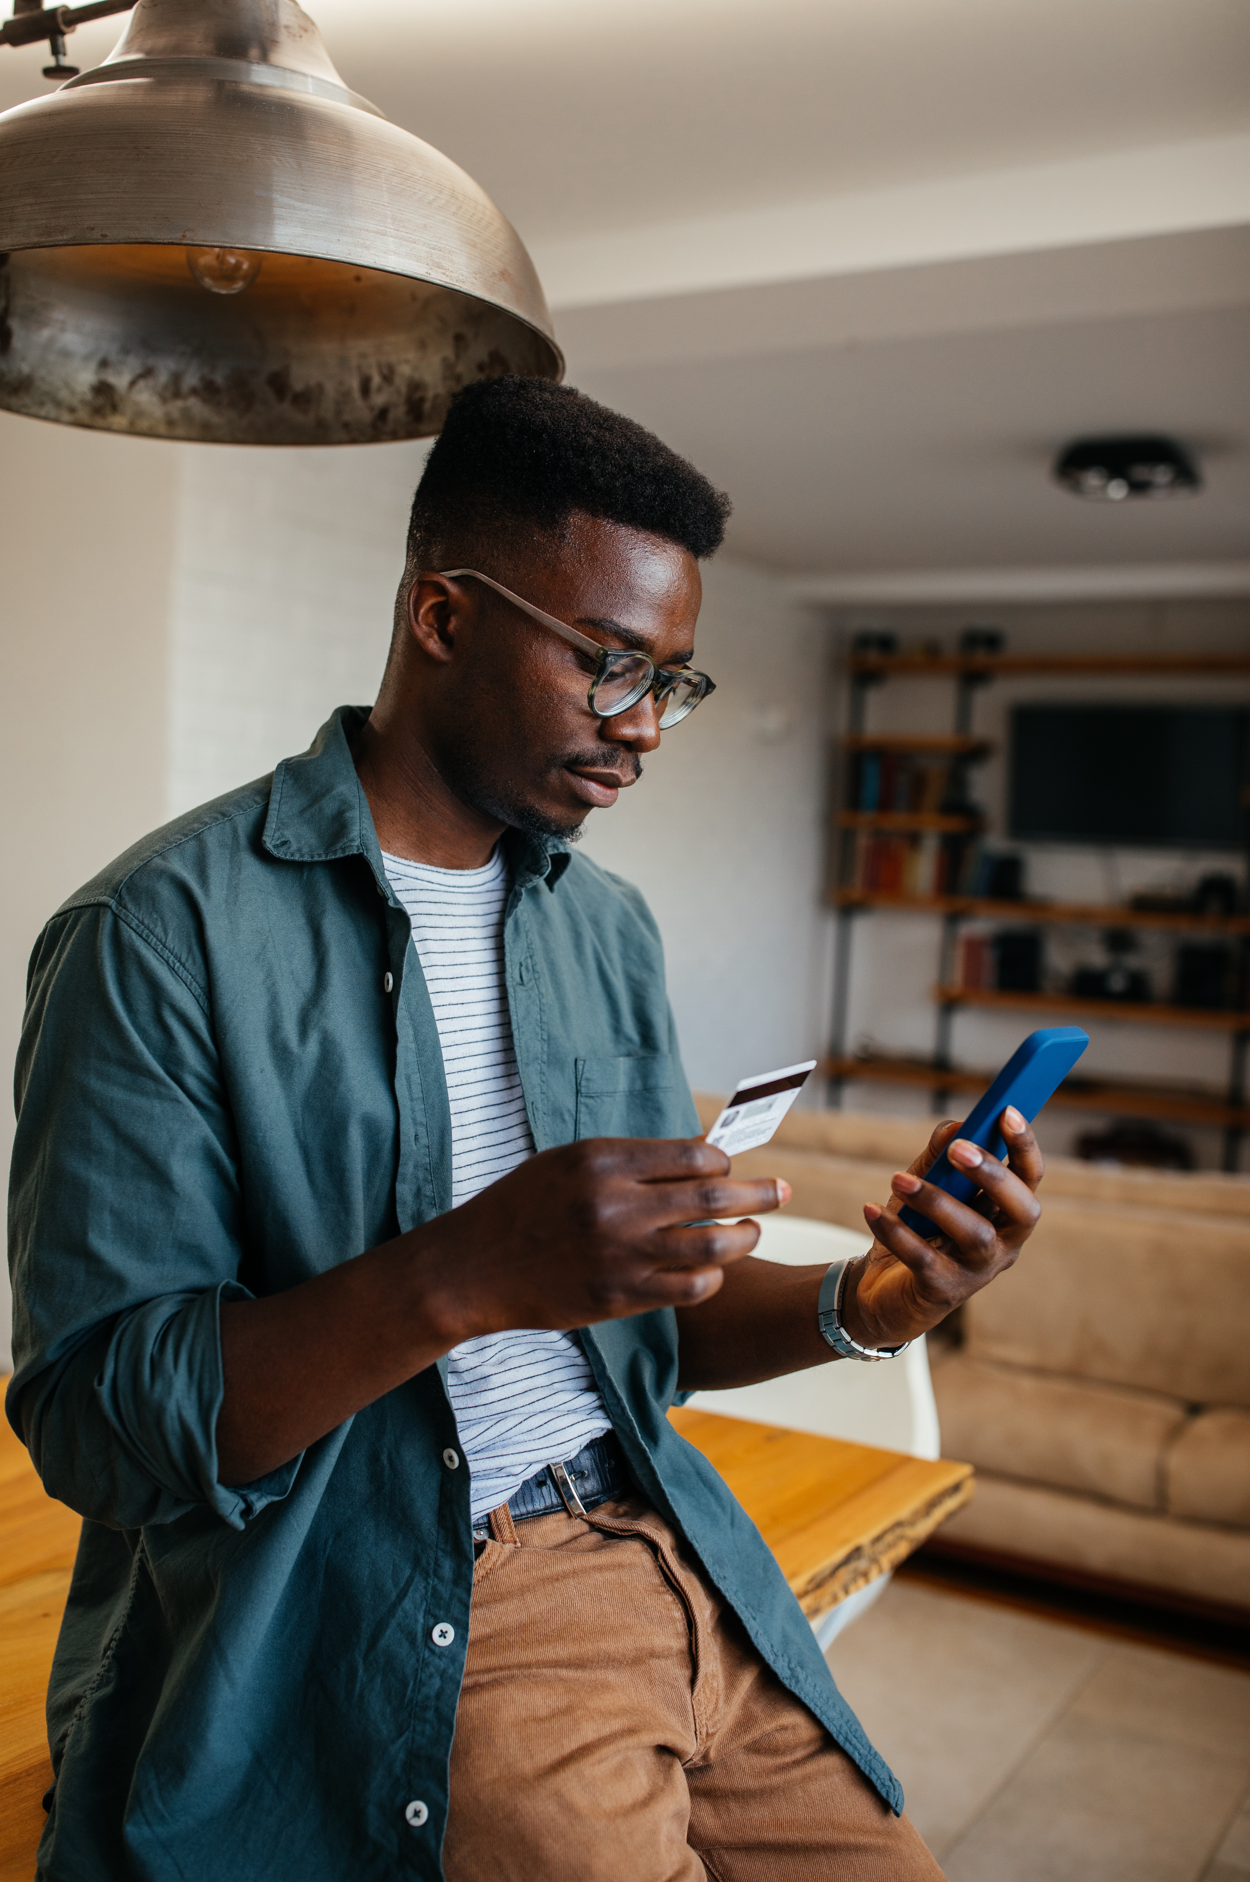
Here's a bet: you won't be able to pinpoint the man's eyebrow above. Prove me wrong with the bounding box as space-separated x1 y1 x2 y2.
578 615 695 665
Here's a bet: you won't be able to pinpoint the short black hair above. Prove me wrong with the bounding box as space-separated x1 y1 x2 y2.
404 377 731 573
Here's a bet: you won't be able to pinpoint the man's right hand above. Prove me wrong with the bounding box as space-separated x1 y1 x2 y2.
416 1136 790 1344
217 1137 787 1486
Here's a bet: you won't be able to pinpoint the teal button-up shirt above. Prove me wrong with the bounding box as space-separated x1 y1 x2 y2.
8 707 900 1881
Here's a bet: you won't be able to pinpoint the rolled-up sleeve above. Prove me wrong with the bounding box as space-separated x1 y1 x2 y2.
7 901 299 1530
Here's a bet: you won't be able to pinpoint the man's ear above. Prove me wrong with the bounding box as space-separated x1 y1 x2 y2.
406 574 464 667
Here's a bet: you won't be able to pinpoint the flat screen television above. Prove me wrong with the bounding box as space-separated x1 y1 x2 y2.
1008 704 1249 848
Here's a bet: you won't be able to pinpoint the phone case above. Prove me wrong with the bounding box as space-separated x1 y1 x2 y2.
898 1026 1089 1238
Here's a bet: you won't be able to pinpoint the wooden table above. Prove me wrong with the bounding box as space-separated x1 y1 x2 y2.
0 1403 79 1882
669 1407 973 1616
0 1393 971 1877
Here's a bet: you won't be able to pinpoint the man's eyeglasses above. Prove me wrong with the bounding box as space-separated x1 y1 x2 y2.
438 568 716 730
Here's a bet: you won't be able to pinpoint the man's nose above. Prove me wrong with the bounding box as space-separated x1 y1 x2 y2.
599 688 662 752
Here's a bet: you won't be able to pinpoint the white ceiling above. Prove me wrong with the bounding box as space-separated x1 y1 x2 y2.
315 0 1250 244
5 0 1245 244
2 0 1248 583
580 302 1250 574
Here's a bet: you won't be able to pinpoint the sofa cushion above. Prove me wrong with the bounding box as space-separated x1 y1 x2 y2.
1165 1408 1250 1528
931 1352 1187 1510
937 1473 1250 1614
959 1198 1250 1408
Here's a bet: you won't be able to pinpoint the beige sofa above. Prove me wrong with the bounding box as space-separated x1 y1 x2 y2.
693 1096 1250 1619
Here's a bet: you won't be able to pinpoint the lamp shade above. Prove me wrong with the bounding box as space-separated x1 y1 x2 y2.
0 0 563 443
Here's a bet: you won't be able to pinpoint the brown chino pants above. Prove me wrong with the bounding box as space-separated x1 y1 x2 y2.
442 1492 944 1881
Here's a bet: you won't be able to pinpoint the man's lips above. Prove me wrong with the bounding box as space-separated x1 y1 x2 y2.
565 764 636 808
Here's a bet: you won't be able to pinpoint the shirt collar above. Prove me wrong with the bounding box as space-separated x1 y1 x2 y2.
263 705 573 891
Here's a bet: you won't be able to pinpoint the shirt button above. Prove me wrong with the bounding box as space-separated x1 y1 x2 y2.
405 1800 429 1828
383 972 394 993
442 1448 460 1470
431 1622 455 1647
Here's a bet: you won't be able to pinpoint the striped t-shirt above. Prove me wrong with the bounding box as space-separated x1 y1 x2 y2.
383 847 611 1521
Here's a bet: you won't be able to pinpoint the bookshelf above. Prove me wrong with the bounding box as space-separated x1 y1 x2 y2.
849 653 1250 679
822 1057 1250 1134
932 987 1250 1031
839 811 980 834
828 650 1250 1170
833 892 1250 937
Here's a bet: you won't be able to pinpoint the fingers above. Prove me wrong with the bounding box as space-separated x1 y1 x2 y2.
887 1142 1040 1260
574 1135 735 1183
947 1137 1042 1237
644 1174 791 1227
637 1262 729 1308
999 1105 1045 1192
651 1216 763 1271
861 1201 965 1306
907 1118 961 1181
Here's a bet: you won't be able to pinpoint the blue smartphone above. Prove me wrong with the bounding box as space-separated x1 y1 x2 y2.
898 1026 1089 1238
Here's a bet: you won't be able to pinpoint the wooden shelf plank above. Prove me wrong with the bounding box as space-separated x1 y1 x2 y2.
933 986 1250 1031
838 811 980 833
670 1407 973 1616
849 653 1250 678
831 892 1250 935
842 735 992 756
823 1057 1250 1130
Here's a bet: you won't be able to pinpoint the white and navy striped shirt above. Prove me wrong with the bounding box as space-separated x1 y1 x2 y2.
383 848 611 1521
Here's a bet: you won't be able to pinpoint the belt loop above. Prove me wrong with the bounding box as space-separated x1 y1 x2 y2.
488 1501 519 1545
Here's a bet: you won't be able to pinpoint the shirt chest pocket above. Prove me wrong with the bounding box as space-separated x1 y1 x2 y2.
574 1054 676 1140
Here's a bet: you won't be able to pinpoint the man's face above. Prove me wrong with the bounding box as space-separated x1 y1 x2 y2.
413 512 704 840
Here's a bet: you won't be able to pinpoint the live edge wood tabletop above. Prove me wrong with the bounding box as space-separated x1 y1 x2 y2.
0 1382 972 1878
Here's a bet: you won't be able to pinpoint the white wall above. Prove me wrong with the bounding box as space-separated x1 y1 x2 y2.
167 439 431 816
0 413 180 1367
824 597 1250 1168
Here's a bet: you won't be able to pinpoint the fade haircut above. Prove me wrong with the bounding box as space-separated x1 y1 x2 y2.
402 377 731 589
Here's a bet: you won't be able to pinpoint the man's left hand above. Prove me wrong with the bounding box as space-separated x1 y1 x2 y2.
840 1106 1044 1352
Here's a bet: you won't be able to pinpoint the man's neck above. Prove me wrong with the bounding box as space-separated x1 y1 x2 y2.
352 714 504 870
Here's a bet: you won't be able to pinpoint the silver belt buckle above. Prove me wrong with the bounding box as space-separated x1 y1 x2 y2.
549 1458 588 1518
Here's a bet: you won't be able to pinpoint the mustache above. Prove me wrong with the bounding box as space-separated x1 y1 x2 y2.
563 748 644 783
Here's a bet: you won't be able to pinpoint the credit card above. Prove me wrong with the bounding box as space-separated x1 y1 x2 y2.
704 1061 817 1156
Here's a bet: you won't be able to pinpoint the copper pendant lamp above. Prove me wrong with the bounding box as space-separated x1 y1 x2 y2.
0 0 563 443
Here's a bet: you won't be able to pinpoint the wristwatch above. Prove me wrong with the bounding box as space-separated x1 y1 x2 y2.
817 1256 910 1362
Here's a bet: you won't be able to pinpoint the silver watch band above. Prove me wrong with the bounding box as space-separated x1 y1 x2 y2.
817 1256 911 1362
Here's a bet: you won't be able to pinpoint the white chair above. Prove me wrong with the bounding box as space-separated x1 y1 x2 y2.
685 1214 941 1645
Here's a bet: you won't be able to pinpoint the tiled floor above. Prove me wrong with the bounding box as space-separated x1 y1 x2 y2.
826 1578 1250 1881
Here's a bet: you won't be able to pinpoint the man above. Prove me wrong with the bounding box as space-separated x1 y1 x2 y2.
9 378 1042 1881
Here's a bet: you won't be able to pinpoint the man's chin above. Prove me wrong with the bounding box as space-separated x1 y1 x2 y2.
437 747 597 844
463 779 588 844
511 802 588 843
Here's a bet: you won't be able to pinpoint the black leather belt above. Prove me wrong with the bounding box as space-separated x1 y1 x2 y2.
472 1432 631 1540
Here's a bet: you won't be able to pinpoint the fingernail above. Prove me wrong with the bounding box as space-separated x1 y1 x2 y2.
864 1202 882 1223
775 1179 792 1206
950 1139 982 1169
891 1171 922 1195
1004 1106 1025 1132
